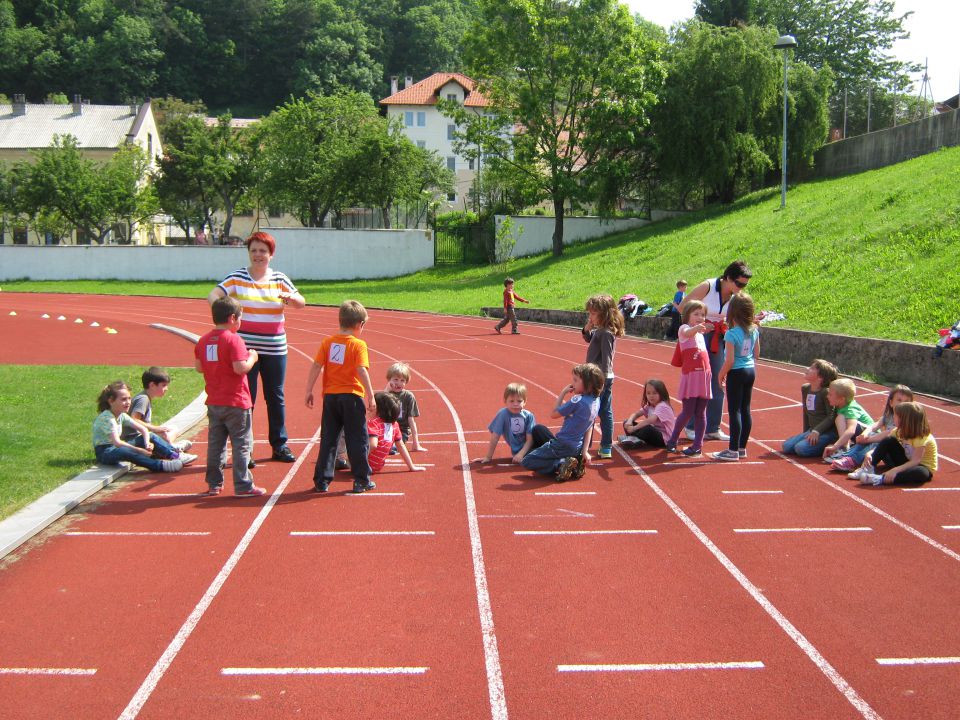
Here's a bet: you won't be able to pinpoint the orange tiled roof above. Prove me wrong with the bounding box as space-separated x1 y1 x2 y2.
380 73 490 107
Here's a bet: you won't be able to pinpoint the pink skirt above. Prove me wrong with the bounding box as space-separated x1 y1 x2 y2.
677 369 712 400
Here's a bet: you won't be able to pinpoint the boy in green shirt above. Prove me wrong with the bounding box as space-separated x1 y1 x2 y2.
822 378 874 461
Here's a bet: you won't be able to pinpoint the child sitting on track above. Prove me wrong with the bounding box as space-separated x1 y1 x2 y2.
619 379 675 450
829 384 913 472
119 366 196 464
781 359 839 458
368 392 425 474
474 382 536 464
385 362 426 452
521 363 604 482
822 378 874 462
855 401 937 486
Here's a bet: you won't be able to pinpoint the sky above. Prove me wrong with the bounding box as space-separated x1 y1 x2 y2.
624 0 960 101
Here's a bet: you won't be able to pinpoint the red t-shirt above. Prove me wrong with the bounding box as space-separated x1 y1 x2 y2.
367 417 400 473
195 328 252 408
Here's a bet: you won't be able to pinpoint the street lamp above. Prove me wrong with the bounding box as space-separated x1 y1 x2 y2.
774 34 797 209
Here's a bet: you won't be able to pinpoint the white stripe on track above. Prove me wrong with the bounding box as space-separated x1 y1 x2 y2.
535 491 596 496
876 656 960 666
943 525 960 530
733 527 872 534
614 445 882 720
557 661 764 672
117 425 322 720
290 531 434 536
514 529 657 536
222 666 429 675
722 490 783 495
0 667 97 676
64 531 210 537
902 487 960 492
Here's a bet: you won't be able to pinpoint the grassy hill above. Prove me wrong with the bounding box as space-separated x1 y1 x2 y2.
6 144 959 343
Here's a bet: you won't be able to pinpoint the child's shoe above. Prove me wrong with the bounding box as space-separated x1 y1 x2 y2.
598 447 613 459
351 479 377 493
848 461 873 481
556 457 578 482
174 439 193 452
236 485 267 497
160 459 184 473
203 485 222 496
335 458 350 471
831 456 857 472
711 449 739 461
859 473 885 487
665 443 679 453
738 449 747 459
179 452 199 466
681 447 702 458
823 452 844 464
618 434 643 447
573 455 587 479
494 325 502 334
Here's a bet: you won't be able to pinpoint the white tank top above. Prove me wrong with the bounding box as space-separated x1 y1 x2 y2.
702 277 730 322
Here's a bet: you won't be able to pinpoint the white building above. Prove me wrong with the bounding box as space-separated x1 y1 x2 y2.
380 73 491 212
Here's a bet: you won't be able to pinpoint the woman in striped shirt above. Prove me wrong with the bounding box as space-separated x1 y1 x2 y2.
208 231 305 465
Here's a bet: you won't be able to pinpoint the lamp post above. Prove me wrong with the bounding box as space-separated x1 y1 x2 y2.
774 34 797 209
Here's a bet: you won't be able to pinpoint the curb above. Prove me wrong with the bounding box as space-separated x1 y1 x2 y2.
0 324 207 561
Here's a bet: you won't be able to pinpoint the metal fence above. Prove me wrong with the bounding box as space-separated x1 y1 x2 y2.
433 223 493 265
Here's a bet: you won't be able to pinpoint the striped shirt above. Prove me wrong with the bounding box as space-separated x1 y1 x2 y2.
217 267 298 356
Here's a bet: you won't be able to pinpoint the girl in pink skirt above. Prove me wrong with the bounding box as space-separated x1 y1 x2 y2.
665 300 713 458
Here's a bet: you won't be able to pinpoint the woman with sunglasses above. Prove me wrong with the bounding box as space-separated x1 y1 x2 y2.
678 260 753 442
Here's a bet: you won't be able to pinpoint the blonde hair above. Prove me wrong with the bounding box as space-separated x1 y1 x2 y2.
681 299 706 324
894 401 930 440
504 382 527 401
339 300 368 328
585 294 625 337
829 378 857 403
386 362 411 382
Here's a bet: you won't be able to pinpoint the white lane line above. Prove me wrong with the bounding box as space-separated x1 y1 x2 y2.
902 487 960 492
118 426 322 720
557 661 764 673
614 445 882 720
222 666 429 676
63 531 210 537
876 656 960 666
535 491 596 496
345 492 405 497
148 493 207 498
723 490 784 495
290 531 434 536
0 667 97 676
384 461 435 467
514 529 657 536
733 527 872 534
936 453 960 467
943 525 960 530
661 461 766 466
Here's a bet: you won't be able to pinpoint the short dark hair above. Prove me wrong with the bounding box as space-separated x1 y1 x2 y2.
212 295 242 325
722 260 753 282
374 391 401 423
504 277 514 287
141 366 170 388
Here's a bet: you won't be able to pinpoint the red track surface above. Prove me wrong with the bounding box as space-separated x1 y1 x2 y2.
1 292 958 719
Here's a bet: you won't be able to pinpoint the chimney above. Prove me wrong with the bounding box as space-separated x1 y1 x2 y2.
129 102 139 116
390 76 398 95
72 94 83 115
404 76 413 89
12 94 26 116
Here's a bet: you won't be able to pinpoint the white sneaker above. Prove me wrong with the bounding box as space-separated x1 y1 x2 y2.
179 452 199 466
704 431 730 442
174 439 193 452
859 472 884 486
161 459 184 473
684 428 696 441
848 467 867 481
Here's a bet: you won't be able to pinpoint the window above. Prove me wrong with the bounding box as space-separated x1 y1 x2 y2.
416 112 426 127
447 93 457 102
447 124 456 140
13 227 28 245
268 206 282 218
404 111 414 127
468 159 475 170
446 156 456 171
416 140 426 149
147 133 153 160
447 192 456 202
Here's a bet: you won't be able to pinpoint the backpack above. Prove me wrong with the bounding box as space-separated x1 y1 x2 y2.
618 294 648 319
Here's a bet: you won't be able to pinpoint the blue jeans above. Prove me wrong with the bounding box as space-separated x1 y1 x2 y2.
686 330 725 434
130 433 179 459
835 441 876 465
521 424 580 475
782 430 838 457
206 405 254 492
248 352 288 451
597 377 614 451
95 444 167 473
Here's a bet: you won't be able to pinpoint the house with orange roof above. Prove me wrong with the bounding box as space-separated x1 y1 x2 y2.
380 73 492 210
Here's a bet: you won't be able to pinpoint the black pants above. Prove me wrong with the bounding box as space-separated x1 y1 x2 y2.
871 436 933 485
623 422 666 447
725 367 755 451
315 393 370 486
666 309 681 340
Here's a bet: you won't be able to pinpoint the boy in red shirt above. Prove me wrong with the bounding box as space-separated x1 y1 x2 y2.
194 296 265 497
367 392 425 474
305 300 377 493
494 277 528 335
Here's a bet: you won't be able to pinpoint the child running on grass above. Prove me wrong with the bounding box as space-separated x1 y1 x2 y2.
582 293 625 459
619 379 675 450
93 381 188 474
664 300 713 458
521 363 603 482
474 382 536 464
712 293 760 461
854 401 937 486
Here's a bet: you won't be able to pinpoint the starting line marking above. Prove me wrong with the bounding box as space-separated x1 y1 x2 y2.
514 529 657 536
63 531 210 537
290 531 434 536
876 657 960 666
557 661 764 673
346 492 405 497
661 461 766 466
722 490 784 495
943 525 960 530
0 667 98 676
733 527 872 534
222 666 429 676
535 491 596 496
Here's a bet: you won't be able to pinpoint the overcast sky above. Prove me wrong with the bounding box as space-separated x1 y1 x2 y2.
624 0 960 100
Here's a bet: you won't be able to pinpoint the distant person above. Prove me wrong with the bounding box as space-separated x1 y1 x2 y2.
781 360 839 457
664 300 712 458
856 402 937 487
92 381 186 474
666 279 687 340
521 363 604 482
367 392 425 474
619 378 675 450
829 385 913 473
712 293 760 462
581 293 625 459
494 277 529 334
474 382 536 464
385 362 426 452
680 260 753 441
194 296 264 497
305 300 376 493
821 378 874 462
208 231 305 467
120 366 196 463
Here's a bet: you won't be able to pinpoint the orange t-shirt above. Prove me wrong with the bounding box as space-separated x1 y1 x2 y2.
314 333 369 396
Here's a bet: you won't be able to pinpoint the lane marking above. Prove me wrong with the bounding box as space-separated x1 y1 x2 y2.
0 667 97 676
733 527 872 534
63 531 210 537
222 666 429 676
514 529 657 536
876 656 960 666
723 490 784 495
943 525 960 530
535 491 596 496
557 661 764 673
614 445 882 720
902 487 960 492
118 426 322 720
148 493 207 498
346 492 405 497
661 461 765 466
290 531 434 536
936 453 960 467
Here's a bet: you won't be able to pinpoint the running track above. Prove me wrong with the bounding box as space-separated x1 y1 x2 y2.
1 292 958 720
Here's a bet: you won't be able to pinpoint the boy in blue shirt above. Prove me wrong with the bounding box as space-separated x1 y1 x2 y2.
474 383 536 464
521 363 604 481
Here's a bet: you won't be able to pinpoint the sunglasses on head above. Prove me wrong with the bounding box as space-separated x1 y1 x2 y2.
733 279 749 289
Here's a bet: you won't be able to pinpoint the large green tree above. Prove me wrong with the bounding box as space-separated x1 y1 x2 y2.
456 0 664 256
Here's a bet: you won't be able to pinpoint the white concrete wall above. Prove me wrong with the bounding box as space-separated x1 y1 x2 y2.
0 227 433 281
495 215 649 260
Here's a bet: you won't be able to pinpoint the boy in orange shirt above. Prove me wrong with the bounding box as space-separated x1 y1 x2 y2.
305 300 377 493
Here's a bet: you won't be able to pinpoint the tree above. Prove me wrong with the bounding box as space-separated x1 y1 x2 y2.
695 0 763 26
456 0 664 256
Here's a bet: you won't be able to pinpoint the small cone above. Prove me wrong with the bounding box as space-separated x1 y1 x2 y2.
57 315 66 320
105 327 118 334
74 318 83 323
41 313 50 318
90 321 100 327
9 311 16 316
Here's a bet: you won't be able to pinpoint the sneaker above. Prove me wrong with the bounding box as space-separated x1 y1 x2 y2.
711 449 740 461
573 455 587 479
681 447 702 458
618 435 644 448
203 485 222 496
665 443 679 453
822 452 844 464
179 452 199 466
847 467 868 481
272 445 296 462
556 457 578 482
160 459 184 472
704 431 730 442
335 458 350 471
314 478 331 492
248 458 257 469
236 485 267 497
494 325 502 334
511 331 520 335
389 446 398 455
831 456 858 472
684 428 696 441
598 447 612 459
351 480 376 494
174 439 193 452
859 473 884 487
738 449 747 459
